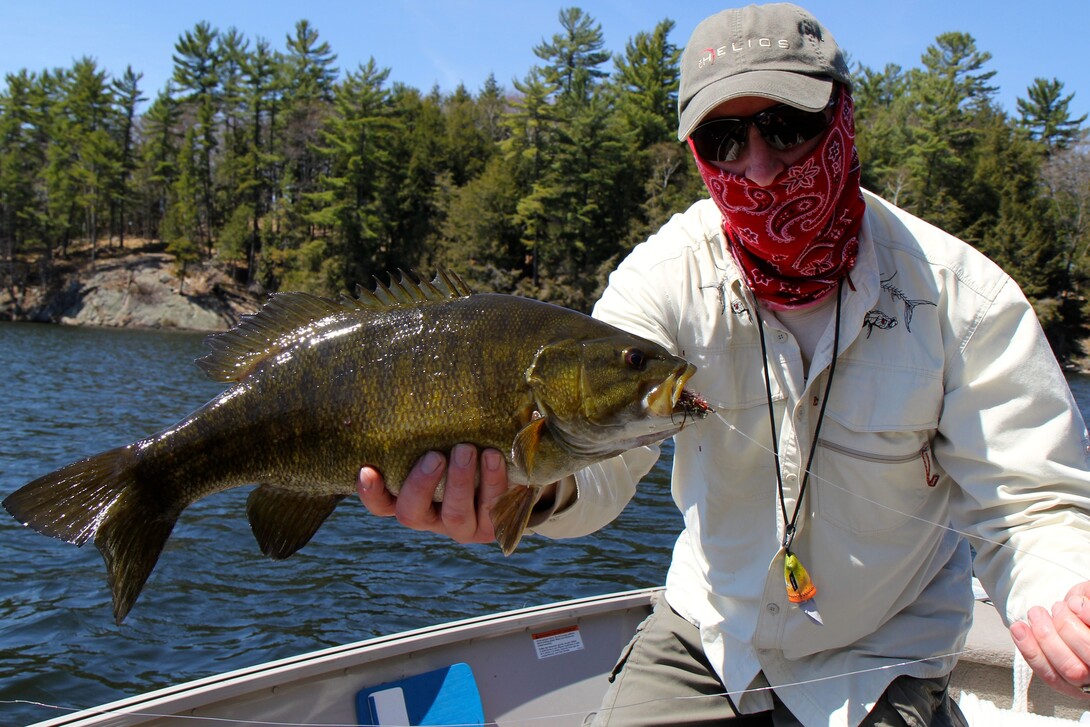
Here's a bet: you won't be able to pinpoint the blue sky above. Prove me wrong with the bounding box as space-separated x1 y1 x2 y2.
1 0 1087 123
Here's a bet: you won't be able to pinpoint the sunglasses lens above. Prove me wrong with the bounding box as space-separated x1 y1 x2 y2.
691 119 747 162
690 102 834 162
756 106 832 151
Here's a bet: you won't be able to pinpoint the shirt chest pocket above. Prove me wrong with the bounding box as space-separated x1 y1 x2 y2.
811 362 944 535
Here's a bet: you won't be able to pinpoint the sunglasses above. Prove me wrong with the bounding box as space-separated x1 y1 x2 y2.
689 100 835 163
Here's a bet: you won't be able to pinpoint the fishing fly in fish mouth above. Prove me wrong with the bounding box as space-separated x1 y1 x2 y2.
2 270 710 624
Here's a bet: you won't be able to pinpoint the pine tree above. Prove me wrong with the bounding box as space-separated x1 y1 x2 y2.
0 70 46 308
172 21 221 254
852 63 913 201
609 19 693 248
280 20 338 255
285 20 338 103
234 36 283 283
304 58 391 293
902 33 998 232
64 57 119 267
111 66 145 248
138 86 181 241
1017 78 1087 156
161 128 203 292
533 7 611 104
611 19 680 148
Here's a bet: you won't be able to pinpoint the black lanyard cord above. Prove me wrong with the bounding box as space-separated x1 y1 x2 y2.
753 279 844 555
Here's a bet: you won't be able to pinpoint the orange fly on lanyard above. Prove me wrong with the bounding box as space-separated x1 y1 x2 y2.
754 280 846 626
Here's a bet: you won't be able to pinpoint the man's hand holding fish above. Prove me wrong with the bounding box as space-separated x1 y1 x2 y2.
357 445 512 545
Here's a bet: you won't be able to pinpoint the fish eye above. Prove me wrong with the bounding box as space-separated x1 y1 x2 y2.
624 348 648 371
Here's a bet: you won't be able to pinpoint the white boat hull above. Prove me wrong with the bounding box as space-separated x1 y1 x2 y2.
28 587 1090 726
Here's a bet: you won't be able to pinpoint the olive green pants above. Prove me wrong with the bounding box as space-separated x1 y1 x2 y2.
587 598 968 727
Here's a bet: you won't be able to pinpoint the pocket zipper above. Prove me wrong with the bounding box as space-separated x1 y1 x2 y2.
816 438 930 464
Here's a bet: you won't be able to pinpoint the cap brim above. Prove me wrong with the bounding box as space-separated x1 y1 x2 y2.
678 72 834 140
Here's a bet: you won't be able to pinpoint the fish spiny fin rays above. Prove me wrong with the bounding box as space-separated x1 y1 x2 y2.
1 445 181 624
197 291 359 383
246 486 345 560
348 269 474 310
490 485 537 556
197 270 474 383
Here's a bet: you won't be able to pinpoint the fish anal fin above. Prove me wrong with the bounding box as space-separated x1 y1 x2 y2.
512 416 548 478
490 485 537 556
246 486 345 560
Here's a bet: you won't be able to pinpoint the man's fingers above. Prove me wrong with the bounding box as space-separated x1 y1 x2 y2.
476 449 509 541
357 446 510 545
394 451 446 531
1051 598 1090 686
440 444 480 542
357 466 396 516
1014 606 1090 699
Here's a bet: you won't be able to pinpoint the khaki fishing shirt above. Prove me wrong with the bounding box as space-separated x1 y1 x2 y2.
532 191 1090 726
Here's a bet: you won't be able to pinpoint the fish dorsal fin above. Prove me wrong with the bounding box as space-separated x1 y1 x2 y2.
197 270 473 383
347 268 473 310
246 485 345 560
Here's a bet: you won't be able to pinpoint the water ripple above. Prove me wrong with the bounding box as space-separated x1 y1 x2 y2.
0 322 685 725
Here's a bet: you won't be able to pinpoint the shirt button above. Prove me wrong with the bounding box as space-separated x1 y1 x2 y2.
776 332 787 342
785 473 798 483
767 603 780 614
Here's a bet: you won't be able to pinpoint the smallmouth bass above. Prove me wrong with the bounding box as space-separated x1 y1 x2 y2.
4 271 709 623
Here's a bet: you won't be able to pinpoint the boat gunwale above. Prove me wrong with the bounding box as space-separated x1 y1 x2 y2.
31 587 661 727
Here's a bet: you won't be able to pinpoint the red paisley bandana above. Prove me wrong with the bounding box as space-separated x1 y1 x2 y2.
690 88 866 309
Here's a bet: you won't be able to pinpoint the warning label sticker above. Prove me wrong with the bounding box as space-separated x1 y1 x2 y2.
531 624 585 659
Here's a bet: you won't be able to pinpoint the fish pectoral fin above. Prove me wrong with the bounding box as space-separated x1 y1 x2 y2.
512 416 549 478
490 485 537 556
246 486 345 560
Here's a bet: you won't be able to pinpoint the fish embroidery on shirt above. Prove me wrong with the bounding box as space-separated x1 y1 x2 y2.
880 272 936 332
863 309 897 337
862 273 937 337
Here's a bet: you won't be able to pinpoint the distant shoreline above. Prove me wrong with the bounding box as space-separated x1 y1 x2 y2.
4 245 1089 376
1 245 261 333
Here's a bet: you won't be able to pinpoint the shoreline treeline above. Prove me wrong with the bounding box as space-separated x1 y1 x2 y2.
0 8 1086 350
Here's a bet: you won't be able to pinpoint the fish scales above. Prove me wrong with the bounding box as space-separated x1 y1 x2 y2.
3 271 708 623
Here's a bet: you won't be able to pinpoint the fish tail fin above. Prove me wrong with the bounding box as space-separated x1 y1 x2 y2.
3 446 177 623
490 485 537 556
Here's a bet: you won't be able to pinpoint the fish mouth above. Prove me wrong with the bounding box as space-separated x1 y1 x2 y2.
645 363 697 417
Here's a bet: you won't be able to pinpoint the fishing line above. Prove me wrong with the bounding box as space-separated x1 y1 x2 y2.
2 653 972 727
9 415 1087 725
714 411 1090 584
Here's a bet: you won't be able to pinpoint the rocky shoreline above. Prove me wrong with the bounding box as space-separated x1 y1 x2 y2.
4 249 1089 375
1 251 262 332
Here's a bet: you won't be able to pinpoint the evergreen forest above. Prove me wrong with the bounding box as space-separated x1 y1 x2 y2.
0 9 1087 354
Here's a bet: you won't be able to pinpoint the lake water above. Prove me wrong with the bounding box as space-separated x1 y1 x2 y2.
1 322 1089 726
0 321 688 726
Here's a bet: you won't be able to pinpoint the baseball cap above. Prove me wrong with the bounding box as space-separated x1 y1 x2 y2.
677 3 852 140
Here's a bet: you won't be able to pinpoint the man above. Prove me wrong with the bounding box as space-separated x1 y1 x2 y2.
359 4 1090 725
